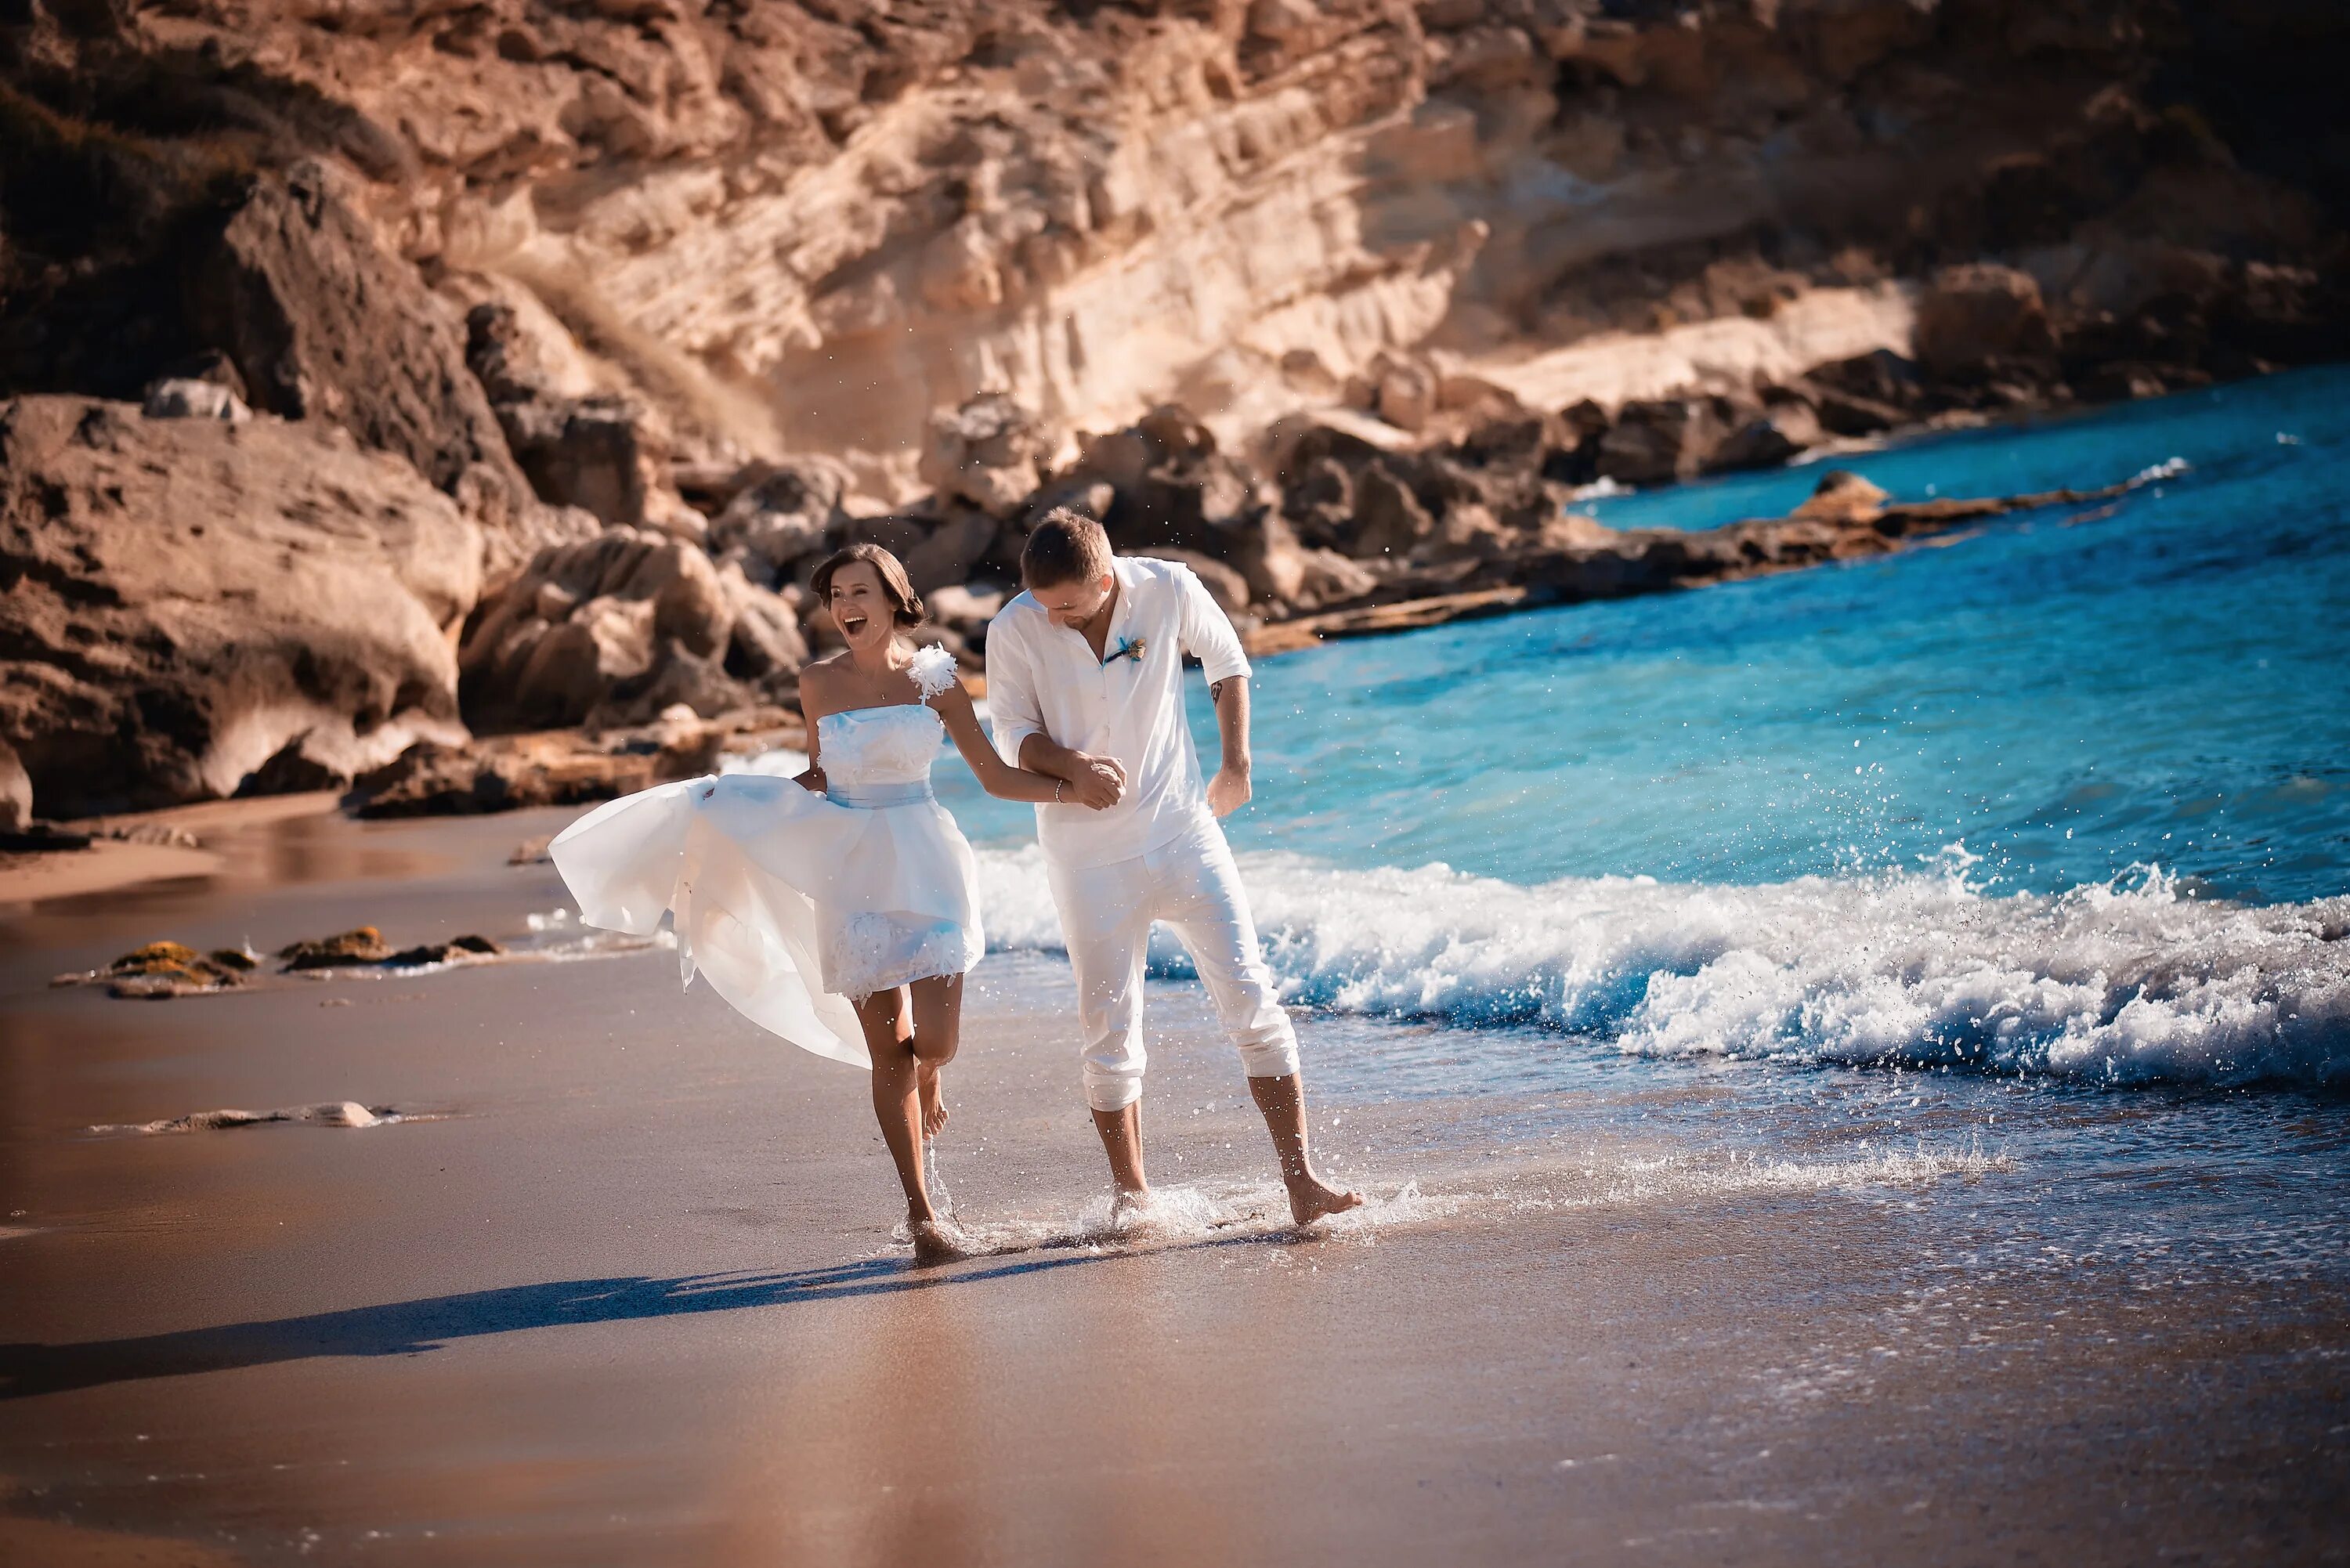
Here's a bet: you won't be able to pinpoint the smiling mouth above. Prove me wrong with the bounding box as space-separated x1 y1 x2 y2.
840 612 870 636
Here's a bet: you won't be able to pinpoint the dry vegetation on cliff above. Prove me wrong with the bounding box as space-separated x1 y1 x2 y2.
2 0 2345 822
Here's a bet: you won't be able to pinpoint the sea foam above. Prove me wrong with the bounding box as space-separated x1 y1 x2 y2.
972 847 2350 1087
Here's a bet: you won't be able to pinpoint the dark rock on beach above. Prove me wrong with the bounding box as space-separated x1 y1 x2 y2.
278 927 394 970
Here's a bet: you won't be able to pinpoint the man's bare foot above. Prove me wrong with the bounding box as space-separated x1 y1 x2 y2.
917 1064 949 1140
909 1217 971 1265
1286 1176 1364 1227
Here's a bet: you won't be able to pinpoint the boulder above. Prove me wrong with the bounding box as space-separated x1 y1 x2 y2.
1159 551 1253 616
1349 466 1436 558
902 510 1001 594
0 396 482 818
459 528 804 734
1072 406 1271 563
465 305 700 538
0 738 30 832
1790 469 1890 523
1914 264 2056 380
1595 398 1730 486
142 378 251 422
920 393 1047 516
707 457 854 587
345 707 799 818
192 164 525 500
1706 399 1824 474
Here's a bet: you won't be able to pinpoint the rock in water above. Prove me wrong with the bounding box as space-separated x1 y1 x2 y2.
0 396 483 817
97 941 250 999
277 927 394 969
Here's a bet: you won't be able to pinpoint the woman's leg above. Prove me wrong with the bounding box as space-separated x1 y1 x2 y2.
909 973 964 1140
851 986 933 1227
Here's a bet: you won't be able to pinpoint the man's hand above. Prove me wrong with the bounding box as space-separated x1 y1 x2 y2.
1206 765 1252 818
1061 752 1127 811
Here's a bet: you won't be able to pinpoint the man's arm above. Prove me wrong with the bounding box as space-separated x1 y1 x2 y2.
1206 675 1252 817
986 614 1125 809
1173 564 1256 818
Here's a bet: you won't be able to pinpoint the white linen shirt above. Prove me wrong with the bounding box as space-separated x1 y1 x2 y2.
985 555 1252 869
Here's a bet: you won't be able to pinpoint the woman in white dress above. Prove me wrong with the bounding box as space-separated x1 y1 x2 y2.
548 544 1071 1257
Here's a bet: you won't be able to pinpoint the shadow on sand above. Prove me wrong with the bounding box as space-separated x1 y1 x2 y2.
0 1251 1120 1400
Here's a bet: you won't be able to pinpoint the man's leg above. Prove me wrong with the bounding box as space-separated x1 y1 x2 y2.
1048 854 1155 1199
1158 824 1363 1225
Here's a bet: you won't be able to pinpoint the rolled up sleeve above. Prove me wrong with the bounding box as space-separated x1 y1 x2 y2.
983 616 1046 766
1175 564 1252 687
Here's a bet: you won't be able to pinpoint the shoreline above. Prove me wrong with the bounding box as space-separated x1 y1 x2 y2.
2 807 2344 1564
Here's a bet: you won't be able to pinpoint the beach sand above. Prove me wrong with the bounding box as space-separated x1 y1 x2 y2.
2 806 2344 1565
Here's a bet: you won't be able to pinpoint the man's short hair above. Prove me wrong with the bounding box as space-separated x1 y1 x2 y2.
1021 508 1115 589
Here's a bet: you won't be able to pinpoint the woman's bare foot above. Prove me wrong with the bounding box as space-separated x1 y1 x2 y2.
917 1064 949 1140
1106 1187 1156 1230
1286 1176 1364 1227
909 1216 971 1265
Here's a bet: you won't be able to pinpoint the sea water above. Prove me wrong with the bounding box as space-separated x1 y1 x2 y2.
937 364 2350 1093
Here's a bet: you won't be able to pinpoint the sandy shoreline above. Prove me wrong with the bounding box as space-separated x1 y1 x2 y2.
2 808 2345 1565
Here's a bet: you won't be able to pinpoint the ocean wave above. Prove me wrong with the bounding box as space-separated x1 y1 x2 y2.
971 847 2350 1087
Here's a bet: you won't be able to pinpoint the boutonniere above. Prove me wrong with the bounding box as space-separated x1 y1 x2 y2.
1104 635 1146 667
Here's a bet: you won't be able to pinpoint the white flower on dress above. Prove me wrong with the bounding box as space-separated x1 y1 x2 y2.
908 642 960 701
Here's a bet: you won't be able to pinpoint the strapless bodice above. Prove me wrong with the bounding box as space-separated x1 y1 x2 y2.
818 704 945 789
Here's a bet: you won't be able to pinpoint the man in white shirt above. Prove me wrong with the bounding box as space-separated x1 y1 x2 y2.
986 509 1362 1227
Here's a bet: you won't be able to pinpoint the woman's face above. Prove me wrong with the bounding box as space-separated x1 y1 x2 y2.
827 561 895 652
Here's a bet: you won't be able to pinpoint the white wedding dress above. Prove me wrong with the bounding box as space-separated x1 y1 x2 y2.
547 649 983 1068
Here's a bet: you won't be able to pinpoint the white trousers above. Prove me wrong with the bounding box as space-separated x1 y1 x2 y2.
1045 818 1300 1112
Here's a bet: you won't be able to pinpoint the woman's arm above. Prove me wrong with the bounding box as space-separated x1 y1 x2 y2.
793 664 830 794
931 681 1084 805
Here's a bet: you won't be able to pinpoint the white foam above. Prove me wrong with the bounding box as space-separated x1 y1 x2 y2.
972 847 2350 1086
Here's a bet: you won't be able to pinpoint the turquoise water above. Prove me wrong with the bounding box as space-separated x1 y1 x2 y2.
942 367 2350 1086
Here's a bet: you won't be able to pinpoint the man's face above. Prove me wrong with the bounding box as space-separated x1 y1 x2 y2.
1031 571 1115 631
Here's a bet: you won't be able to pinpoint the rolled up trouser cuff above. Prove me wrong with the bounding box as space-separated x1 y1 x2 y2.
1083 1068 1148 1114
1235 1028 1300 1080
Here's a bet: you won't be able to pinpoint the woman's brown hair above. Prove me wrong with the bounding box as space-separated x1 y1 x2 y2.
811 541 926 627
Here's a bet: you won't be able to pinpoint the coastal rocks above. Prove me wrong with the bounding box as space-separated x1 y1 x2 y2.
465 304 700 539
0 739 29 833
0 396 482 818
1914 265 2058 381
707 459 852 587
920 395 1047 518
1595 399 1733 486
1792 471 1892 524
345 706 801 818
86 941 257 999
141 378 252 423
192 164 522 502
458 528 801 734
278 928 392 970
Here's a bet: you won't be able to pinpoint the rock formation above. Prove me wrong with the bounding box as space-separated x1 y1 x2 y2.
0 396 481 816
2 0 2345 821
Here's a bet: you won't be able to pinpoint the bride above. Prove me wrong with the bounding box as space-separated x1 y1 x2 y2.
548 543 1075 1258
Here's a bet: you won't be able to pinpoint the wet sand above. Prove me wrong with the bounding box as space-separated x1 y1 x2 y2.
2 808 2345 1565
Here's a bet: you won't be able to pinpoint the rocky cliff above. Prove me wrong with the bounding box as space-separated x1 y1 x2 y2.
2 0 2345 819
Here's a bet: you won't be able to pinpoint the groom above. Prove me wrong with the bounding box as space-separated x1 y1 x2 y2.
986 509 1362 1227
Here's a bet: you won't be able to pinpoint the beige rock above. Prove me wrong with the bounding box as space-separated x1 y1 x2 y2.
461 528 785 733
1791 470 1891 524
0 738 30 832
0 396 481 816
142 378 251 422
